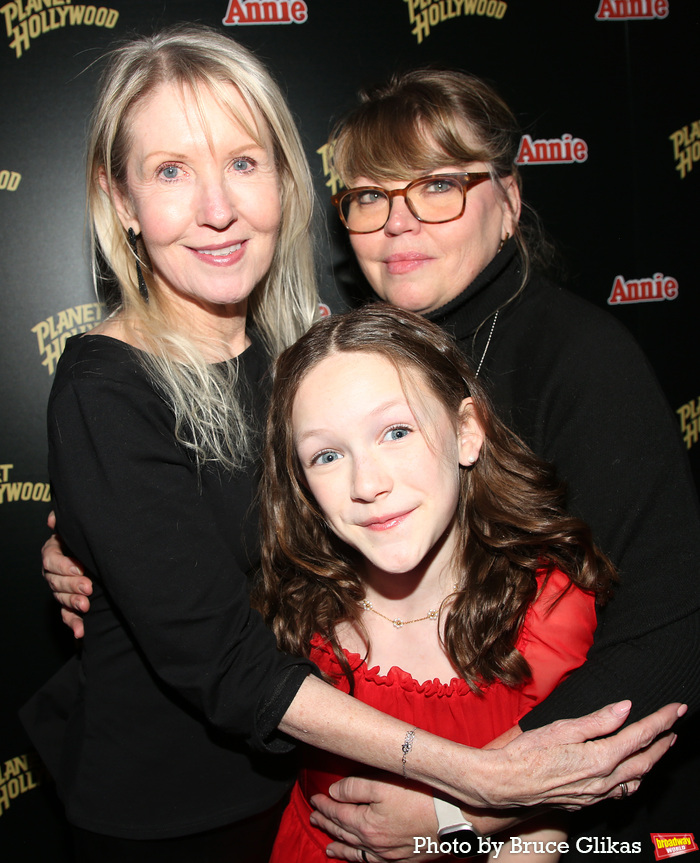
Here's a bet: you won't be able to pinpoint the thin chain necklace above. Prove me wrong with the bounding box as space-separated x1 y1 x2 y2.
475 309 498 377
360 583 458 629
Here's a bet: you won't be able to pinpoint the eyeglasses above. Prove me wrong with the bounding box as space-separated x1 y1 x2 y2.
331 172 491 234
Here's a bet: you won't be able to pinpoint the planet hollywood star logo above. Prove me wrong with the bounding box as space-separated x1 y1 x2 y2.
678 399 700 451
32 303 105 375
403 0 507 46
1 1 120 60
669 120 700 179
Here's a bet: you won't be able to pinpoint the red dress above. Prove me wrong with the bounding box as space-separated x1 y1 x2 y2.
270 569 596 863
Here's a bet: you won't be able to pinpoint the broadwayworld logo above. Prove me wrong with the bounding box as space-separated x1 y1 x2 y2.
651 833 698 860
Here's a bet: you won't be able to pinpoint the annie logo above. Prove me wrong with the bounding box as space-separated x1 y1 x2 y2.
650 833 698 860
595 0 669 19
222 0 308 26
607 272 678 306
516 134 588 165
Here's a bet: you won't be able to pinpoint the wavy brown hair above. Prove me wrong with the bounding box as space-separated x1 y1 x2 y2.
255 305 614 692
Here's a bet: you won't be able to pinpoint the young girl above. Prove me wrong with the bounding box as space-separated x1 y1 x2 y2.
256 304 615 863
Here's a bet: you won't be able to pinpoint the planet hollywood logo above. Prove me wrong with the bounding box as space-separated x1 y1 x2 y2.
222 0 308 26
317 140 343 197
0 465 51 505
32 303 105 375
678 399 700 451
669 120 700 179
404 0 507 46
1 1 120 60
0 753 47 816
0 169 20 190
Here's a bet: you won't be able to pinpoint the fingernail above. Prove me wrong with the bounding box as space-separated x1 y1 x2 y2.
670 734 678 747
611 700 632 716
677 704 688 718
79 584 89 594
70 566 82 576
309 815 318 827
73 599 82 611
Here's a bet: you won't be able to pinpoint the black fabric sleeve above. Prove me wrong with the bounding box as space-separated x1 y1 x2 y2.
48 362 313 750
519 305 700 727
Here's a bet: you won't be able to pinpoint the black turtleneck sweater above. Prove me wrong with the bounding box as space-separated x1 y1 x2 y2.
428 241 700 726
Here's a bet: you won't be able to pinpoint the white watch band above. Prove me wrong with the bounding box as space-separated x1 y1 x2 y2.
433 796 479 837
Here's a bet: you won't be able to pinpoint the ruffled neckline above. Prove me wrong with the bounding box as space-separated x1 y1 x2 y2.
308 570 567 699
309 634 480 698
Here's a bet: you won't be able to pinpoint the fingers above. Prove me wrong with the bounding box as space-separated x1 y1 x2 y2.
538 700 633 747
43 574 92 605
47 510 56 530
325 844 378 862
609 703 686 759
327 776 378 804
61 608 86 639
310 793 366 835
539 719 681 809
580 703 685 787
309 808 362 845
603 725 678 791
42 538 85 580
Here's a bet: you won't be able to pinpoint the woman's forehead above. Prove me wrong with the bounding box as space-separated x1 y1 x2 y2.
127 78 268 150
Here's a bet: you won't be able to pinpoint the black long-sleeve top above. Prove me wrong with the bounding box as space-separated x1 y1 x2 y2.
428 241 700 725
24 333 313 839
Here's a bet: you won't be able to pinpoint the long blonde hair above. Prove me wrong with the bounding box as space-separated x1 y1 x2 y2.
87 24 318 471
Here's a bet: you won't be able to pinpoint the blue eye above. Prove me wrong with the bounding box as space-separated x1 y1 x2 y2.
159 164 181 180
232 158 255 172
312 450 343 466
384 426 411 442
356 190 384 207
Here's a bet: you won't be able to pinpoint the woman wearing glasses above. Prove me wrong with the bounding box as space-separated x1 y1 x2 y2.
306 69 700 860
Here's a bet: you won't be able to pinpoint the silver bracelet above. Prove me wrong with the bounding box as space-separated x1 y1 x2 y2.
401 727 417 777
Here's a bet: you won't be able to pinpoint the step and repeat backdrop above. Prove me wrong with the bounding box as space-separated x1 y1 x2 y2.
1 1 698 859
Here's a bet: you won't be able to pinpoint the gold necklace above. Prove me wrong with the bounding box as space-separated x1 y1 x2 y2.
360 584 457 630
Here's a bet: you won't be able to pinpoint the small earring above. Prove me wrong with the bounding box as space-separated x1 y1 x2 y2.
498 232 510 252
466 455 476 465
128 227 149 302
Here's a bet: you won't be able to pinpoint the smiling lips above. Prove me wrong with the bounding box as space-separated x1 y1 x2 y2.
189 240 245 265
359 509 415 531
384 252 432 275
